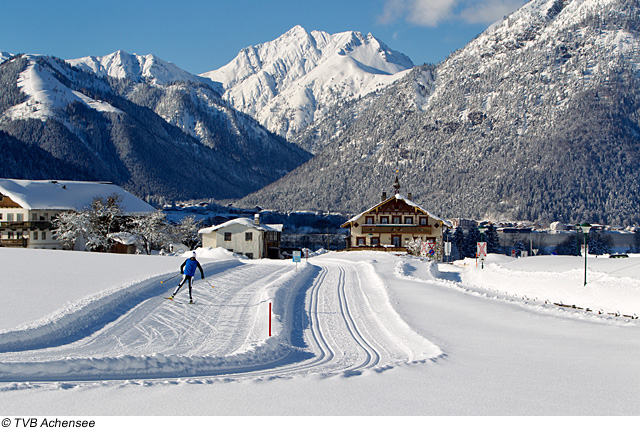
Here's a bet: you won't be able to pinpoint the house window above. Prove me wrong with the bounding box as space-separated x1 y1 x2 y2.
371 237 380 246
392 216 401 224
42 231 47 240
224 232 232 241
0 213 3 220
365 216 375 225
266 231 279 242
17 213 23 222
420 217 428 225
33 231 38 241
245 232 253 241
404 216 413 225
7 213 13 222
380 216 389 224
32 213 38 221
356 237 366 246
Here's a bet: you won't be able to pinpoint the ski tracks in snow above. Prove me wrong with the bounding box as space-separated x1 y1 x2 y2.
0 256 441 383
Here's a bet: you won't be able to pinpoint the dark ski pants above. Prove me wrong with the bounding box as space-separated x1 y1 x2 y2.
173 275 194 299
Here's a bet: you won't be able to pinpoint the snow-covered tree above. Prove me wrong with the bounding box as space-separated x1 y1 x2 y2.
52 211 91 250
127 210 169 255
405 237 422 256
85 194 124 251
53 194 130 252
172 215 202 251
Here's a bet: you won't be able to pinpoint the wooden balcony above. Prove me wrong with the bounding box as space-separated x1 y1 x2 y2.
0 239 27 247
0 221 51 229
361 225 432 234
343 246 407 253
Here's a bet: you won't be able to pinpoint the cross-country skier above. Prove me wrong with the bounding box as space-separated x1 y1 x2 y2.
170 251 204 304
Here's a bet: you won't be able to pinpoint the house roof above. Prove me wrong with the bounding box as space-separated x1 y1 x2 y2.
0 179 155 214
341 193 452 228
198 217 283 234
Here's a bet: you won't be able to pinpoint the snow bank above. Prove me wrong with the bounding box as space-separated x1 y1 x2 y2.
395 253 640 321
461 255 640 318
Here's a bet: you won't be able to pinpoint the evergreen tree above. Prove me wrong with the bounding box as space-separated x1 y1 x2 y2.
556 234 579 255
452 227 465 260
588 230 612 255
484 224 500 253
464 226 481 258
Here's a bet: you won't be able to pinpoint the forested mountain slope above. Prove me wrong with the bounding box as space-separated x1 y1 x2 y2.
239 0 640 226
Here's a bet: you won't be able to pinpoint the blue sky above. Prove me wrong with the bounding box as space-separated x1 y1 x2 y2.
1 0 526 74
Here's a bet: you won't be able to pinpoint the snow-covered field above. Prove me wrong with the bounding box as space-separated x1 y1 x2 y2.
0 247 639 417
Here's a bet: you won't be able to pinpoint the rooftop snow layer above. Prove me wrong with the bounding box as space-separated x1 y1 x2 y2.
199 217 283 234
0 179 154 214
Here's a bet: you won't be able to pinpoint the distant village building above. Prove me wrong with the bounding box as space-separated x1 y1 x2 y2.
0 179 154 250
340 178 451 260
550 221 568 231
450 218 477 229
199 214 283 259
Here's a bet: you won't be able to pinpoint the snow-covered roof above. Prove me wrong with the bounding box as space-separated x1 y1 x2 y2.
199 217 283 234
0 179 155 214
108 232 138 245
342 193 452 228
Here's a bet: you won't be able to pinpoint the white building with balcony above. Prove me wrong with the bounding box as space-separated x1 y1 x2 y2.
0 179 154 249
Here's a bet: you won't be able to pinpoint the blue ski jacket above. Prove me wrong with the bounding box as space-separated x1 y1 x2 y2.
181 258 204 278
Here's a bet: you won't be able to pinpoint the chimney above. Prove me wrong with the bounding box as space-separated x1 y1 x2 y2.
254 213 260 226
408 192 412 200
381 191 387 201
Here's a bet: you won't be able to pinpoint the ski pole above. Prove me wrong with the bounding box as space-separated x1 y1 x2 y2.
203 278 215 289
160 274 179 284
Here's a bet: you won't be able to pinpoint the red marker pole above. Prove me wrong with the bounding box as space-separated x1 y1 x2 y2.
269 302 272 337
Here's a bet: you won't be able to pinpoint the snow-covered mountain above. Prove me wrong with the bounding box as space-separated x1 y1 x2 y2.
201 25 414 143
0 51 12 63
239 0 640 225
68 50 220 90
0 54 310 202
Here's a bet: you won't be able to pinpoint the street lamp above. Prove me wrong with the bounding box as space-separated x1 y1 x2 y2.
575 222 592 286
478 225 486 241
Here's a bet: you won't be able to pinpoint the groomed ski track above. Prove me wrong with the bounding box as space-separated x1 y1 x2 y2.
0 256 440 383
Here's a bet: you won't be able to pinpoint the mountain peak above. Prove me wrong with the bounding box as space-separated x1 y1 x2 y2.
200 26 414 139
67 51 216 88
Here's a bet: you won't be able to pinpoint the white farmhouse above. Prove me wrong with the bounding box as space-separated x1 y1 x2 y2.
0 179 154 249
199 215 282 259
